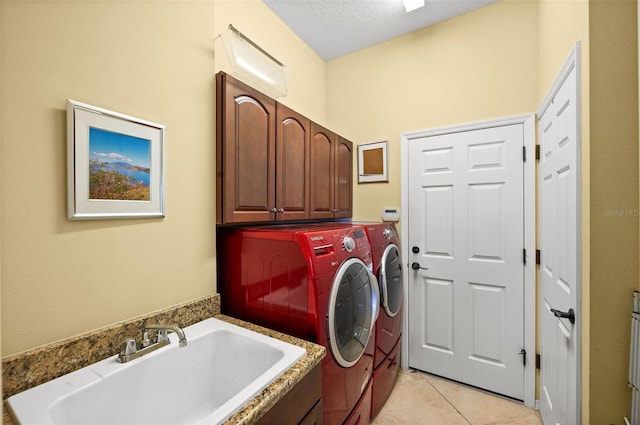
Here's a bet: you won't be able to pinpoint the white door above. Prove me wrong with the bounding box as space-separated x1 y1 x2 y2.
538 45 581 425
407 123 526 399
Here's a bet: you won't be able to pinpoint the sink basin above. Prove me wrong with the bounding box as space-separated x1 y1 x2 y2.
7 317 306 425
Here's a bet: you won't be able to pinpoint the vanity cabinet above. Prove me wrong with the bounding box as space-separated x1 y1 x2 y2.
216 71 351 224
309 123 353 220
255 363 322 425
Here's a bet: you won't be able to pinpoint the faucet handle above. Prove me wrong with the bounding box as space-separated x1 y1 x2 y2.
120 339 137 356
140 330 151 348
155 329 170 344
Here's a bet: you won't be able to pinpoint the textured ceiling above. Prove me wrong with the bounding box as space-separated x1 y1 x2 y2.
263 0 497 61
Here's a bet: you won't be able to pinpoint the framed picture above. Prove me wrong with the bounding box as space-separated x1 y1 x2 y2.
358 141 388 183
67 100 165 220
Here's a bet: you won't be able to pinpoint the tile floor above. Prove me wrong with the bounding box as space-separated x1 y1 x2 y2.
371 369 543 425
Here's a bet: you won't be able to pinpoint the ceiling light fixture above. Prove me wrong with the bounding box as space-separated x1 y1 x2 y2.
403 0 425 12
219 24 287 98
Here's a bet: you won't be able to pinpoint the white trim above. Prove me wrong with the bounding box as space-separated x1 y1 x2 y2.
522 113 536 408
400 113 537 408
402 113 535 141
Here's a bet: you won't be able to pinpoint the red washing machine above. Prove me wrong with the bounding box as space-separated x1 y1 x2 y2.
217 223 380 425
357 222 403 419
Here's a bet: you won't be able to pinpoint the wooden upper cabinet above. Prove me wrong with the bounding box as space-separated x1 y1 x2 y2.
276 103 310 221
310 123 353 220
334 136 353 218
310 122 335 220
216 71 351 224
216 72 276 223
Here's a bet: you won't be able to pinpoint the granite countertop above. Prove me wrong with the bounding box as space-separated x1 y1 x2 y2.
2 312 325 425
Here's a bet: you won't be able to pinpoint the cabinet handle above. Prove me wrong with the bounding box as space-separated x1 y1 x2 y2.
277 208 284 213
270 208 277 212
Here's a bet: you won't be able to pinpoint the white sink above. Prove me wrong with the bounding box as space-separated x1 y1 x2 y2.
7 318 306 425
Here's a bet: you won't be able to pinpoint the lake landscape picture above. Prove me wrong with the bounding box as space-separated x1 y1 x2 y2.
89 127 151 201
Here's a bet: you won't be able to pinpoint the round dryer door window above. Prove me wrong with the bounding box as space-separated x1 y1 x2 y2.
381 244 403 317
328 258 379 368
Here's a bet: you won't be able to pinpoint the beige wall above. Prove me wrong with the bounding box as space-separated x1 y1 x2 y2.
1 1 218 356
326 0 539 222
0 0 326 357
588 1 638 423
1 0 3 396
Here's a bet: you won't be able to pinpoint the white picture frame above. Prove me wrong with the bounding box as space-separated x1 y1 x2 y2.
358 141 388 183
67 100 165 220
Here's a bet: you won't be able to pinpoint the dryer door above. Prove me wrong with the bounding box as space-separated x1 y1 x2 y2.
380 244 403 317
328 258 379 368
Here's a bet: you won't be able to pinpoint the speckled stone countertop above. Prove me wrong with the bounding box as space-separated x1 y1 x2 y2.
2 295 325 425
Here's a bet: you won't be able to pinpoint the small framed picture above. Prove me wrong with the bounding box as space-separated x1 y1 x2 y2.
67 100 165 220
358 141 388 183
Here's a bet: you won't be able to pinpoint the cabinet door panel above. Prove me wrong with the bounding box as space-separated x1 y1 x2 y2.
217 73 275 223
310 122 335 220
276 104 310 221
334 136 353 218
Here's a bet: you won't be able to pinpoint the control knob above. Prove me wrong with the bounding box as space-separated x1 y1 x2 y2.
343 236 355 252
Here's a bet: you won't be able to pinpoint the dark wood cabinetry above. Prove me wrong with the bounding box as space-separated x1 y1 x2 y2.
334 136 353 219
276 103 311 221
255 364 322 425
216 71 352 224
309 123 353 220
216 72 276 223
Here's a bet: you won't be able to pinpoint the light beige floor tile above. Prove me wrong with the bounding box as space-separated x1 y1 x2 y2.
371 370 470 425
486 414 543 425
426 374 541 425
371 369 542 425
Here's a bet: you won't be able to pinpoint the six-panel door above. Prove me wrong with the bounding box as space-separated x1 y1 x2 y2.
407 123 526 400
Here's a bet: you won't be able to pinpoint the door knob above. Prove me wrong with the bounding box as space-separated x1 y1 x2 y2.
551 308 575 325
411 262 428 271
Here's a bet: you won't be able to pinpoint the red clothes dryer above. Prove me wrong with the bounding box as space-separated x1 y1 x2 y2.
358 222 403 419
217 223 380 425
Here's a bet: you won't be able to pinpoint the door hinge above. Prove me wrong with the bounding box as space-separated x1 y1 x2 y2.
535 144 541 161
536 249 541 265
523 146 527 162
519 349 527 366
523 248 527 265
536 353 541 369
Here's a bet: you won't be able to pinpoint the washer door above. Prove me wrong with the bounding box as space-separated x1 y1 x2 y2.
380 244 403 317
328 258 379 368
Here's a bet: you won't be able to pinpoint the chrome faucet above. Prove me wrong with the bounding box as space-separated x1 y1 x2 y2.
144 324 188 347
117 323 187 363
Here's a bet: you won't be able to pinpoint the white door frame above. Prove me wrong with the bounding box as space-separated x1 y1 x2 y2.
400 114 536 408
